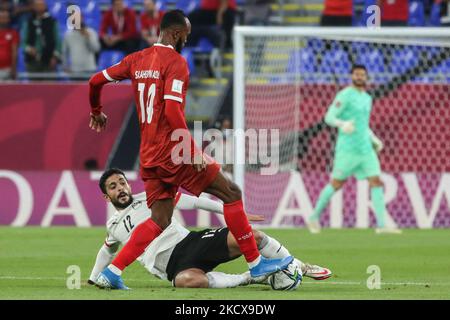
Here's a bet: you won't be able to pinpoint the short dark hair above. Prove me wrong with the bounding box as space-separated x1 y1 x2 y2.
99 168 127 194
160 9 186 31
351 64 368 74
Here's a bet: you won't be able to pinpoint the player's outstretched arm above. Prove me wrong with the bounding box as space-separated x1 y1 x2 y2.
175 193 264 222
87 243 119 285
88 72 110 133
324 96 354 134
88 57 132 133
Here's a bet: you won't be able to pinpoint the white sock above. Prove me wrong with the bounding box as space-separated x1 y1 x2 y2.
108 264 122 276
206 272 249 288
258 234 290 259
247 255 261 269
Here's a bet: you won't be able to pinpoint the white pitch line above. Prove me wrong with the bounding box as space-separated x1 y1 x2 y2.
1 276 449 286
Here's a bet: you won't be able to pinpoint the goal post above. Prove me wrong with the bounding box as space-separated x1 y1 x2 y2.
233 27 450 229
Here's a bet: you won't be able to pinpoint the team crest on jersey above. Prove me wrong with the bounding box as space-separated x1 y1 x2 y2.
131 200 143 210
335 101 341 108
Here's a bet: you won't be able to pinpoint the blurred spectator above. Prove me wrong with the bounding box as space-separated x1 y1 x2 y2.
140 0 163 48
100 0 139 54
11 0 34 28
62 12 100 73
243 0 273 25
188 0 237 50
320 0 353 26
0 8 18 80
439 0 450 26
21 0 60 72
377 0 409 26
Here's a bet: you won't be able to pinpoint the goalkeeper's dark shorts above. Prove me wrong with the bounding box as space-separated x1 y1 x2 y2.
166 227 238 282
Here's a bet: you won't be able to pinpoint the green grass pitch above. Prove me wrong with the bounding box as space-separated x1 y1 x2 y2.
0 227 449 300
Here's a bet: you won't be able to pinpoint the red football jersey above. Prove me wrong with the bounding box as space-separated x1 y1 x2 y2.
102 43 189 168
0 29 19 69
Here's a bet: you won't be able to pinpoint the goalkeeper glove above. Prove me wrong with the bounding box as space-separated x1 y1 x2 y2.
371 133 383 153
335 120 355 134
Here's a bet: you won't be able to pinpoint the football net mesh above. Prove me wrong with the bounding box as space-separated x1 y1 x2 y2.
233 28 450 228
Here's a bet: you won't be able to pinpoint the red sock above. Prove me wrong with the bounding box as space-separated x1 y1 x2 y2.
223 200 260 263
111 218 162 270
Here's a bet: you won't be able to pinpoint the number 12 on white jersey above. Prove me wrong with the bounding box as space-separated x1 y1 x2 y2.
138 82 156 124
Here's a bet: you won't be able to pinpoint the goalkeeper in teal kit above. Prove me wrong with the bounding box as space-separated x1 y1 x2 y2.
306 65 401 234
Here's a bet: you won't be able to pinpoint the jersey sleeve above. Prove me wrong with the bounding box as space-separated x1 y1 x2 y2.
101 54 133 83
325 89 349 127
104 232 119 248
163 57 189 103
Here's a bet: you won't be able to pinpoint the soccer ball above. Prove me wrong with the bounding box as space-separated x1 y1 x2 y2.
269 262 302 291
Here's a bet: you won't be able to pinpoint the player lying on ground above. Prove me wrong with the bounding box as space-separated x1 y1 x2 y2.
88 10 292 290
306 64 401 234
88 169 332 289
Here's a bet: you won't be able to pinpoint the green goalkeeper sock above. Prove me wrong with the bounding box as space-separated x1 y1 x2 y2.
371 186 386 228
309 184 335 222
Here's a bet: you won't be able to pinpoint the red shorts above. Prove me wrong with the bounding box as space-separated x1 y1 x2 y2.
141 160 221 208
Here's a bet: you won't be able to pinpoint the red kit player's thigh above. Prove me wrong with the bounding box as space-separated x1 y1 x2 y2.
141 167 178 208
177 162 221 197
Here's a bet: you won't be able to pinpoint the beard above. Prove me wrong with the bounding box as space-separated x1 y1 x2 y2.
111 193 133 209
352 79 366 87
175 38 183 53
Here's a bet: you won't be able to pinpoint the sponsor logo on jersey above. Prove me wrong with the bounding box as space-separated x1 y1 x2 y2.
131 200 143 210
135 70 160 80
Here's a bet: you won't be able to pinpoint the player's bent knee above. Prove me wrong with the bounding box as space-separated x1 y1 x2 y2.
174 271 208 288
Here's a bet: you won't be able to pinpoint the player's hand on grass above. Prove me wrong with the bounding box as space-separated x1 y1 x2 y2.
246 213 265 222
89 112 108 133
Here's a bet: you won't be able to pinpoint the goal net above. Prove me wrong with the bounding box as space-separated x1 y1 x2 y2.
233 27 450 229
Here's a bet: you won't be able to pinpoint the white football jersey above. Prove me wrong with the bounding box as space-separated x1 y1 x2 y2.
105 192 190 280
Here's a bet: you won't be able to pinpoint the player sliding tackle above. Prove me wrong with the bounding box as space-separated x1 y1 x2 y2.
88 10 292 290
306 65 401 234
88 169 332 288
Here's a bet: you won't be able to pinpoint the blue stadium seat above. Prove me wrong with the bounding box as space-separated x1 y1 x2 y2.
155 0 170 11
287 48 316 74
391 48 419 74
409 0 425 26
429 2 442 26
17 48 26 73
319 49 351 74
176 0 200 14
306 38 324 52
181 48 196 76
356 48 385 74
192 37 214 53
97 50 125 71
83 0 102 30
